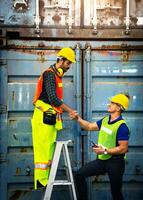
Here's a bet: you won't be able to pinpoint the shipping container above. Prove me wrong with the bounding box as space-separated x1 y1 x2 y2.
0 1 143 200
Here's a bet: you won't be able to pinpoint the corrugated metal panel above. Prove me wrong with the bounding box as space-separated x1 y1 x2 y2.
0 43 82 200
0 50 8 200
84 41 143 200
84 0 125 26
0 0 143 29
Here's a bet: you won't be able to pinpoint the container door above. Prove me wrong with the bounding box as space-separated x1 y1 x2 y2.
83 42 143 200
0 42 82 200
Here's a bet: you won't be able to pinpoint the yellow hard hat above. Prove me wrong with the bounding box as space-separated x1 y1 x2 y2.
109 93 129 110
57 47 76 63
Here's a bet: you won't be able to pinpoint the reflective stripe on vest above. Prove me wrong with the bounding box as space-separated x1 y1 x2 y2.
35 162 51 170
33 68 63 113
98 116 126 160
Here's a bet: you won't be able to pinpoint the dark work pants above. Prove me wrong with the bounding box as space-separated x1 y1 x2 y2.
74 156 125 200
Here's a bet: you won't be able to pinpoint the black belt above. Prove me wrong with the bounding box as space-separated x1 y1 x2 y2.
111 155 125 159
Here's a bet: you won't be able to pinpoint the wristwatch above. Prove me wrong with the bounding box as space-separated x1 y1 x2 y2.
104 149 108 155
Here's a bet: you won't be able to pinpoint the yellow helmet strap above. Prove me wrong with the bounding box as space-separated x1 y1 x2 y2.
117 104 125 112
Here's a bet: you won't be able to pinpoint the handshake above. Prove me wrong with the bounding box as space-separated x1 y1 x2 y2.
69 110 79 120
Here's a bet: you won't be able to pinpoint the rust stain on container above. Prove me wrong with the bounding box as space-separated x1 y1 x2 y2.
94 45 143 50
121 51 130 62
12 91 15 101
52 13 61 24
37 51 46 63
20 148 27 153
7 48 59 56
39 0 45 25
15 167 21 175
9 120 17 125
38 42 46 47
12 91 15 110
96 50 142 62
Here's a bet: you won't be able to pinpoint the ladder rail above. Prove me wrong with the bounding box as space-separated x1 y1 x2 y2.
43 142 63 200
63 143 77 200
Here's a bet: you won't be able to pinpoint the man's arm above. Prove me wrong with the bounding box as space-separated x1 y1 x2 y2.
93 141 128 155
106 124 129 155
107 141 128 154
71 115 99 131
60 103 76 113
44 71 77 114
44 71 63 107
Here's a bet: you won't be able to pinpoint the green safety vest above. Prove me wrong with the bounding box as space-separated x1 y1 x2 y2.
98 116 126 160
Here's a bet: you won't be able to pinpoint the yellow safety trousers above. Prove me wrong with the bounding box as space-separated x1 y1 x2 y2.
31 100 60 189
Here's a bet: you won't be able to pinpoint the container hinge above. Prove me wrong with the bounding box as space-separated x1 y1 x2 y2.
0 105 7 114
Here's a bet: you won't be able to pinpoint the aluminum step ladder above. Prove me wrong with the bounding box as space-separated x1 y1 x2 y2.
43 140 77 200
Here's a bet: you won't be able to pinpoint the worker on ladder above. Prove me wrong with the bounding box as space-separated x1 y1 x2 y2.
31 47 77 190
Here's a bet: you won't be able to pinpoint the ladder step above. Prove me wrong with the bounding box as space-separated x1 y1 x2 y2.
53 180 73 186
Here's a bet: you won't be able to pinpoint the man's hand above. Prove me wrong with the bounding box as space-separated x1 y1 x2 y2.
92 145 105 154
69 110 79 120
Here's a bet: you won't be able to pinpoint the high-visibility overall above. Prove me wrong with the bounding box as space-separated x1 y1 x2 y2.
31 68 63 189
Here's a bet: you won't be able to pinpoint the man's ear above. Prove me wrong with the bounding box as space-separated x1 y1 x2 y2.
59 59 64 66
117 106 121 112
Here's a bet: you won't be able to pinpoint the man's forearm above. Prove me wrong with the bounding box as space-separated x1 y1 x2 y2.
77 117 90 130
60 103 74 113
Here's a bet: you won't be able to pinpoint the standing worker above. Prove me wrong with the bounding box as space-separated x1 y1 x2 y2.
70 93 130 200
31 47 76 189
